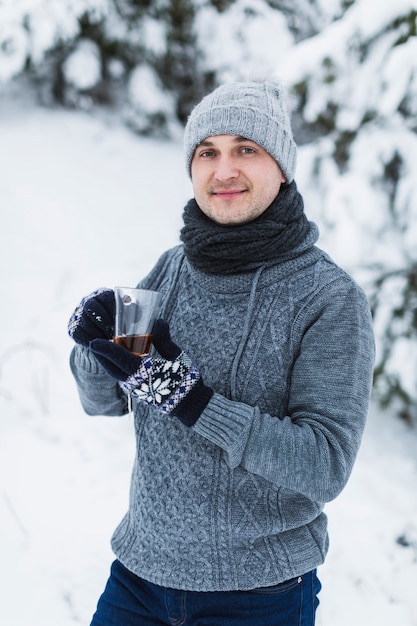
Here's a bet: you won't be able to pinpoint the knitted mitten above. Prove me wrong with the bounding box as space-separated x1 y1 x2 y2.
68 288 115 347
90 319 213 426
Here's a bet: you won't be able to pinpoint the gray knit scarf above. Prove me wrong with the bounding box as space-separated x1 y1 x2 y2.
180 181 310 275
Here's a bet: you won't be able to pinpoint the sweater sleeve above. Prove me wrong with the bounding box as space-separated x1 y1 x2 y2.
193 279 375 503
70 345 128 416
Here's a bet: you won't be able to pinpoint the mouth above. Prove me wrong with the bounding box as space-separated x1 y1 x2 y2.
211 189 247 199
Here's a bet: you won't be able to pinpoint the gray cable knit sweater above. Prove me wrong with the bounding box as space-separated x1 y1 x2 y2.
70 227 375 592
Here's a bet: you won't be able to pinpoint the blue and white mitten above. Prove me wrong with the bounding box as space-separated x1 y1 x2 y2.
68 288 115 347
90 319 213 427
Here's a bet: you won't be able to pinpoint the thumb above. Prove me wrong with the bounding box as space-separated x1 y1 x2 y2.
90 338 141 380
152 319 181 360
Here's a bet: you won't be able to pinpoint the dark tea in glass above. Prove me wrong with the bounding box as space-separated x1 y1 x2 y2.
114 333 153 357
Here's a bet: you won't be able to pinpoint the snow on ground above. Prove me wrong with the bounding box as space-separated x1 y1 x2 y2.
0 94 416 625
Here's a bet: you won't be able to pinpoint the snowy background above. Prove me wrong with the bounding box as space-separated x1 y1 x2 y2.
1 0 417 624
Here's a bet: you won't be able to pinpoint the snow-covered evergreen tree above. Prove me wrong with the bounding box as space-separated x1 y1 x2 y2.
0 0 214 133
278 0 417 422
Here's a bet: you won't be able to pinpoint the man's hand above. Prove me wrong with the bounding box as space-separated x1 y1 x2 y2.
68 288 115 347
90 319 213 426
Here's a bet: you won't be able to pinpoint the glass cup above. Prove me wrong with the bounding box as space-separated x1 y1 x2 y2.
114 287 162 356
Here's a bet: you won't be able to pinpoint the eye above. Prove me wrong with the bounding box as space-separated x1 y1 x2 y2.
198 149 216 158
240 146 256 155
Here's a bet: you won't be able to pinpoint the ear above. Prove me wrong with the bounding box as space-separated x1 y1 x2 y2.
277 164 286 184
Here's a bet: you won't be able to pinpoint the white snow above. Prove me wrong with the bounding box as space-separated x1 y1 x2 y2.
63 40 102 91
195 0 294 84
0 1 108 83
0 94 416 626
126 63 178 134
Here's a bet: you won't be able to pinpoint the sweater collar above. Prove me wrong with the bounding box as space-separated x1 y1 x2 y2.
182 222 321 295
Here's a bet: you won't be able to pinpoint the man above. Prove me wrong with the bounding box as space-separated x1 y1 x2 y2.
68 81 375 625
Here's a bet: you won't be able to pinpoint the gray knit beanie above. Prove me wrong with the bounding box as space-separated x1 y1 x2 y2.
184 81 297 182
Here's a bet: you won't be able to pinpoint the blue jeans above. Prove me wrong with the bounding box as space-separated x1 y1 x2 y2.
90 560 321 625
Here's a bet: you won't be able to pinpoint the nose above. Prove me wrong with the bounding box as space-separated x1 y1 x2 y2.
213 155 239 181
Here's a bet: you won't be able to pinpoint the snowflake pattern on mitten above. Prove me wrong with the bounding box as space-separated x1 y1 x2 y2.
120 352 200 414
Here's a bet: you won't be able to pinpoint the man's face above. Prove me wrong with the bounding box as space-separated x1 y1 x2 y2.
191 134 286 226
